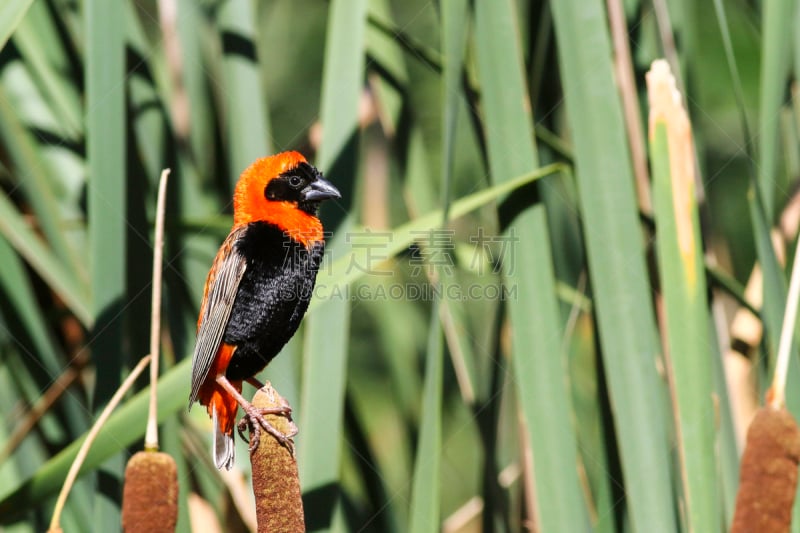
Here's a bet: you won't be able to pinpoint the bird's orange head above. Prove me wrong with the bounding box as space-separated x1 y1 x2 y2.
233 151 340 246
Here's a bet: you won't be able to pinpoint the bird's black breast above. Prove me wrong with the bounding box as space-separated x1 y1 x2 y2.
223 221 324 380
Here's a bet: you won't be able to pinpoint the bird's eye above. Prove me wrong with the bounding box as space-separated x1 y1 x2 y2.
288 175 303 188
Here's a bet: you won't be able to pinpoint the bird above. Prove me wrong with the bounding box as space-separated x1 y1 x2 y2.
188 151 340 470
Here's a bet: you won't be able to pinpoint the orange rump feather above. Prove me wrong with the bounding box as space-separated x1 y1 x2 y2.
198 343 240 436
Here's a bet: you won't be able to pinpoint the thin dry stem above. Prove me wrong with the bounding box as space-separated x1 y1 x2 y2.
651 0 684 95
517 409 539 533
48 354 152 532
607 0 651 214
145 169 170 450
0 367 78 462
442 496 484 533
438 298 475 404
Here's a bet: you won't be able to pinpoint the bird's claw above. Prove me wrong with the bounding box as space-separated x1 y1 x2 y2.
236 405 298 455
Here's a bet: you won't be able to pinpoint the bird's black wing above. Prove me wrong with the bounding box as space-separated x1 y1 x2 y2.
188 227 248 407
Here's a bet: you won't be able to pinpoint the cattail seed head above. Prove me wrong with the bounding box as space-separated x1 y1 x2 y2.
732 407 800 533
249 384 303 533
121 450 179 532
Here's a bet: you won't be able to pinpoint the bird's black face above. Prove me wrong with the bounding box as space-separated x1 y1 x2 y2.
263 162 341 214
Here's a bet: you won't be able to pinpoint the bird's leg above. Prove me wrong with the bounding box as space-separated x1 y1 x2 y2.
215 375 296 452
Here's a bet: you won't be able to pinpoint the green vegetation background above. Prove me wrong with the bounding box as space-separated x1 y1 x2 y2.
0 0 791 532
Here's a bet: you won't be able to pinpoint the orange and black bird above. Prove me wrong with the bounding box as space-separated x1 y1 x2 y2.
189 151 340 470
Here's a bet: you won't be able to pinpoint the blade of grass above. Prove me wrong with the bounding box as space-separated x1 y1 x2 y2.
366 10 442 74
566 311 618 532
0 82 87 286
408 298 444 532
0 189 91 326
548 1 678 531
509 204 590 531
86 0 126 400
365 0 407 135
315 0 367 169
711 0 754 164
757 0 793 220
218 0 273 186
126 1 170 181
12 2 82 137
176 0 216 174
402 9 442 213
86 0 126 527
0 0 33 50
475 0 589 530
360 281 423 420
299 237 353 530
0 234 63 373
342 392 403 532
792 30 800 533
709 316 741 529
648 60 719 532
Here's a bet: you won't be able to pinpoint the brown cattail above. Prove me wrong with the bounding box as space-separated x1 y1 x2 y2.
250 384 304 533
121 450 179 532
732 407 800 532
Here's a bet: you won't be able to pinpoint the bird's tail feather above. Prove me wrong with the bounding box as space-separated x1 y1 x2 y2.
199 374 241 469
212 403 235 470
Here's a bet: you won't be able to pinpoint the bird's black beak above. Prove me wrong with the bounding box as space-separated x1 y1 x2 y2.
302 176 341 202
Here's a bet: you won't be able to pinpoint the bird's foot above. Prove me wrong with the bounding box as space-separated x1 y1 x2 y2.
236 394 297 454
